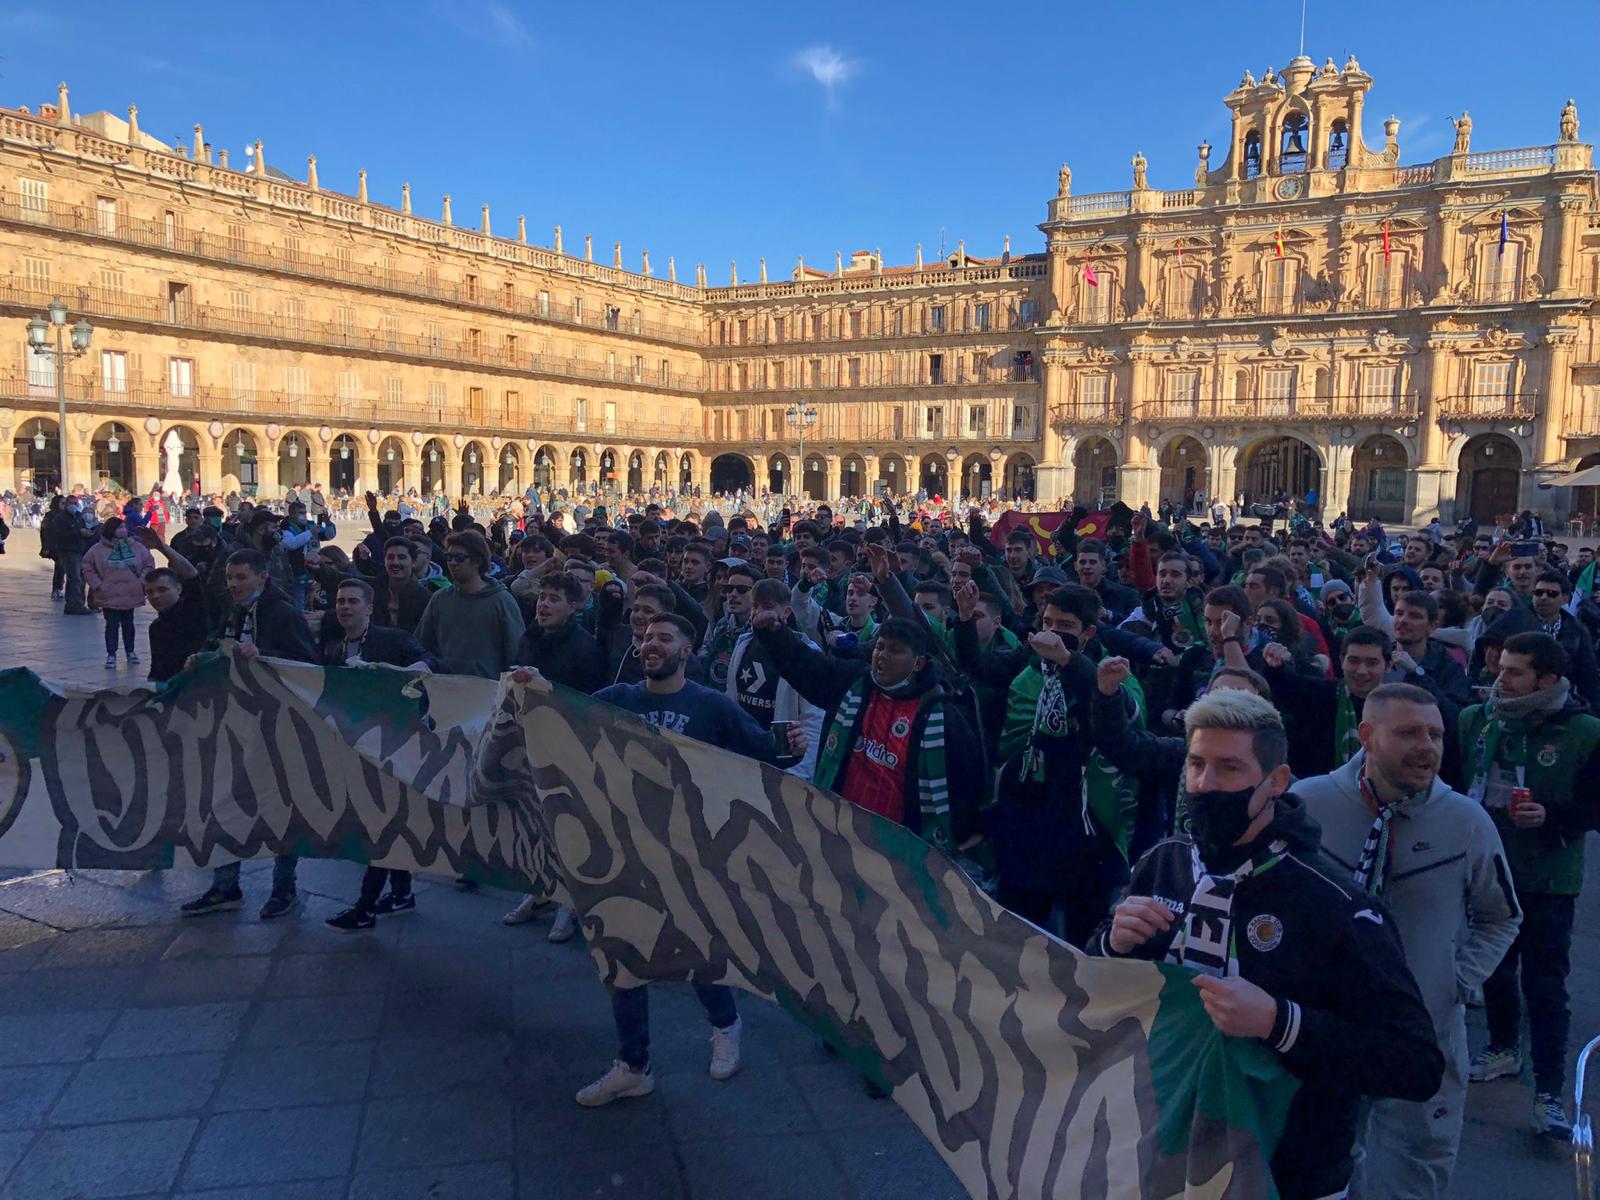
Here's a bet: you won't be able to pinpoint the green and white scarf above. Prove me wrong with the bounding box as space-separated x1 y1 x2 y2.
1334 685 1362 767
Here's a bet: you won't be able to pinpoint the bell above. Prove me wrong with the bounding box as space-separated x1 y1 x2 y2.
1330 129 1347 152
1285 127 1307 155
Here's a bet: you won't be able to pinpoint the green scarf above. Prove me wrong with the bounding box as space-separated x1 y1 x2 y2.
811 675 954 854
998 656 1146 860
1334 685 1362 767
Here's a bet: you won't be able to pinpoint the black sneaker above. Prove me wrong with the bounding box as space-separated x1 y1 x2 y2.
258 891 298 921
325 906 376 933
180 887 244 917
373 893 416 916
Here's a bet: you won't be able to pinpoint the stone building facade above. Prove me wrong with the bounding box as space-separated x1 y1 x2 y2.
4 59 1599 526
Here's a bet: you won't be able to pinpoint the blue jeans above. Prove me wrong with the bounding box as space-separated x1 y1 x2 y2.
103 608 136 655
212 855 298 896
611 983 737 1071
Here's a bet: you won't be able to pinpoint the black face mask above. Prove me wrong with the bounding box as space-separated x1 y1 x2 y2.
1186 783 1265 863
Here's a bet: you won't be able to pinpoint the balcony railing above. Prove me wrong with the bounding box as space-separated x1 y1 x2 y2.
706 312 1043 350
713 365 1039 395
1438 392 1540 422
0 278 704 395
0 188 707 348
1132 392 1423 424
702 259 1046 303
1050 400 1124 426
0 370 701 443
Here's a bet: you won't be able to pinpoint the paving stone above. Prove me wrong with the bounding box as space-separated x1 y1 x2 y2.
391 942 511 992
514 1070 675 1153
381 984 510 1040
161 920 293 961
33 925 176 968
516 1142 687 1200
0 965 146 1013
0 1064 74 1129
356 1085 513 1170
9 1117 197 1199
262 951 393 996
348 1159 514 1200
678 1133 848 1200
369 1033 514 1096
131 957 271 1006
181 1104 360 1189
0 1129 32 1186
827 1124 968 1199
791 1062 914 1131
49 1052 224 1124
244 992 384 1046
175 1182 348 1200
661 1066 816 1143
212 1041 373 1111
0 1010 114 1066
96 1002 251 1059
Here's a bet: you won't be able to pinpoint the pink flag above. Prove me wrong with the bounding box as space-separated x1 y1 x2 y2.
1082 257 1099 287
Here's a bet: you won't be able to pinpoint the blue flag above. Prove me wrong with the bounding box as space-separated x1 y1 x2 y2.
1499 211 1509 256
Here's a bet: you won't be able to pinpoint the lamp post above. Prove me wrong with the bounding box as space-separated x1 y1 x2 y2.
26 298 93 494
785 403 817 498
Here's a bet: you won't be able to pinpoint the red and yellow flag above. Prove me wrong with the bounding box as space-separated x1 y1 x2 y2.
1274 224 1285 259
1381 218 1391 264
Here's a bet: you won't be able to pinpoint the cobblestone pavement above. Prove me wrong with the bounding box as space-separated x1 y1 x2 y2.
0 527 1591 1199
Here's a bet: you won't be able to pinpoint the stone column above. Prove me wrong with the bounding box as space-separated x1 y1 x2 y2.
1130 235 1154 318
1548 195 1587 299
1536 327 1579 472
823 455 841 502
1040 348 1069 467
1411 334 1452 523
1046 237 1073 321
131 438 159 496
196 444 223 498
1321 442 1354 520
307 442 331 494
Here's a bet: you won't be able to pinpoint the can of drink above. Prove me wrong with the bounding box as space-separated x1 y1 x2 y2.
1509 786 1533 816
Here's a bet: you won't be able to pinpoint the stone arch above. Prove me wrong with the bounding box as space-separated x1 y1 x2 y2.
568 446 589 488
329 433 360 494
1453 433 1523 525
918 454 950 499
1073 436 1119 508
277 429 313 490
840 453 867 499
1235 433 1324 514
652 450 670 489
1568 450 1600 531
1348 434 1411 525
1158 434 1209 510
597 446 621 493
1003 452 1036 501
376 436 408 494
532 444 559 490
420 437 449 494
222 428 262 496
90 420 137 492
497 443 522 495
626 449 645 494
461 440 488 495
766 452 790 495
878 453 906 496
159 424 203 494
710 453 754 495
13 417 61 494
678 451 695 492
802 454 827 501
959 453 992 501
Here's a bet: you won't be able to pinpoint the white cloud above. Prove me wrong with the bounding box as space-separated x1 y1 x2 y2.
791 45 860 95
484 2 535 50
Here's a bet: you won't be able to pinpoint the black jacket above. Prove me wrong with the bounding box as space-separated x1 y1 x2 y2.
1088 795 1443 1200
221 584 319 664
514 619 608 694
319 621 435 670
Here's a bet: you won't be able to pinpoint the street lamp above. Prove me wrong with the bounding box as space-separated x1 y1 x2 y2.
785 403 817 497
26 299 93 493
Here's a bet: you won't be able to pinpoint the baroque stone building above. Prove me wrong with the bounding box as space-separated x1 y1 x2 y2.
4 58 1599 526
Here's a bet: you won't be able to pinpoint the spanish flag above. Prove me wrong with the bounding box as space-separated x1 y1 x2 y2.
1274 224 1285 259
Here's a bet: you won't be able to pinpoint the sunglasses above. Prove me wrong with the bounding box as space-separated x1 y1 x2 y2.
445 553 472 564
1532 589 1564 599
722 584 751 595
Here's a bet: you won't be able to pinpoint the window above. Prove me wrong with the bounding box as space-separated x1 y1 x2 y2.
336 372 359 411
929 354 944 385
19 177 47 220
503 281 516 309
736 363 749 390
605 305 621 332
163 210 178 248
226 224 245 255
168 358 193 398
283 297 303 331
736 318 749 343
1012 350 1036 381
1012 403 1035 436
385 378 403 409
1080 373 1110 416
660 359 671 384
574 297 584 323
333 245 352 274
1280 112 1310 173
576 397 588 431
283 235 301 264
1164 267 1204 319
229 361 256 401
632 355 643 383
100 268 125 295
503 389 519 418
1369 253 1407 309
1327 119 1350 170
1480 241 1522 303
848 358 862 387
1471 361 1514 413
1020 299 1038 326
100 351 127 394
1082 275 1113 323
95 197 117 235
381 313 399 349
28 343 55 393
464 273 479 302
428 381 448 412
810 314 823 339
773 316 785 342
1165 370 1200 415
849 311 863 338
603 400 617 433
423 265 439 293
973 302 991 331
223 289 248 318
335 306 354 337
467 328 483 356
1262 259 1297 312
506 333 520 360
1359 365 1398 414
1243 130 1262 179
809 359 823 387
538 290 550 317
23 257 49 291
286 367 310 400
967 404 988 437
928 305 947 333
923 406 945 437
468 387 485 419
632 309 642 335
426 321 443 352
1262 367 1296 414
606 351 617 380
891 308 905 336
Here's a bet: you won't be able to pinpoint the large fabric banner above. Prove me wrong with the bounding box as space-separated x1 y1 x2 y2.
0 651 1297 1199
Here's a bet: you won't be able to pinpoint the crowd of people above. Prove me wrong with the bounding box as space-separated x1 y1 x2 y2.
19 476 1600 1200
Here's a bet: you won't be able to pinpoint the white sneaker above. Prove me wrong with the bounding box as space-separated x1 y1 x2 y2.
547 906 578 943
575 1059 654 1108
709 1017 742 1081
502 895 547 926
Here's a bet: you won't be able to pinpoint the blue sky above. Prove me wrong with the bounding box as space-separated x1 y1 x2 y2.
4 1 1596 277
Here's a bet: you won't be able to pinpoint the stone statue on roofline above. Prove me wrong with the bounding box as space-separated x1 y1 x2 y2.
1451 111 1472 155
1131 151 1148 191
1057 163 1071 197
1560 99 1579 142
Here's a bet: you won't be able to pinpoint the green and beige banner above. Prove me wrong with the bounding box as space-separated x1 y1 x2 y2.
0 650 1296 1199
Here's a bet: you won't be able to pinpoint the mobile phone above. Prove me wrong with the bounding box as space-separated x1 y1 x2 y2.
771 720 796 760
1510 541 1541 558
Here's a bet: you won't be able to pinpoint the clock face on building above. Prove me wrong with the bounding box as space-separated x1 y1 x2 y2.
1276 177 1305 200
